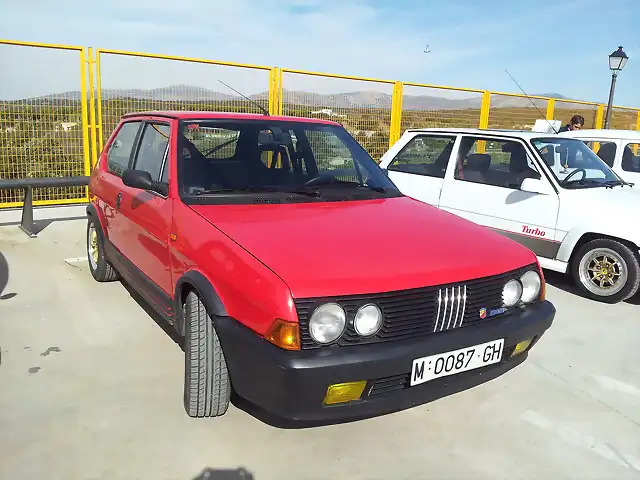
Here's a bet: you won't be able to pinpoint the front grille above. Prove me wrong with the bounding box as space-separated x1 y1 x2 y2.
367 344 518 397
295 264 537 349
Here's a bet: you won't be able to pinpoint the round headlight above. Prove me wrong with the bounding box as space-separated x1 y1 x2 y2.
520 270 541 303
354 304 383 337
309 303 346 344
503 279 523 307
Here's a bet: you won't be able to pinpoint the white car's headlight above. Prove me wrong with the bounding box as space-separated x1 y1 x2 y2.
354 304 383 337
309 303 346 344
520 270 541 303
503 279 523 307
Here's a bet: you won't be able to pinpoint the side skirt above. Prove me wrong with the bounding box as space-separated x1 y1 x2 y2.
103 238 175 325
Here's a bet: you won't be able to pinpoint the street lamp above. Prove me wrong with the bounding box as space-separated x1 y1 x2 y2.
605 46 629 129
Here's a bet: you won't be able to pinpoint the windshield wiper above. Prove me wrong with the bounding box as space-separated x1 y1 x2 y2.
304 178 387 193
603 179 635 189
194 186 322 197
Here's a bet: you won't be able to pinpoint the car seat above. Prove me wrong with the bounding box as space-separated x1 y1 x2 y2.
463 153 491 183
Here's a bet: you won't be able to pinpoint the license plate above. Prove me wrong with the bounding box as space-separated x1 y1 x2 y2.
410 339 505 386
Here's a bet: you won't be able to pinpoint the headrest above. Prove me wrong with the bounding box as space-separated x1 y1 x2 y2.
466 153 491 171
258 131 273 144
501 142 524 153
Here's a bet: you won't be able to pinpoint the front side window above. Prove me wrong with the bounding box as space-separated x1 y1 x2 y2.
133 123 170 182
387 135 456 179
453 136 541 189
531 137 621 189
583 140 617 168
177 119 401 203
622 143 640 172
107 121 141 177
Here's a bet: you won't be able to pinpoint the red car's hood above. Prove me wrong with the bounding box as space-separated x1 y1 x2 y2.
190 197 537 298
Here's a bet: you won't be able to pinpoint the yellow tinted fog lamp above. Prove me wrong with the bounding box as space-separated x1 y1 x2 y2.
511 338 533 357
323 381 367 405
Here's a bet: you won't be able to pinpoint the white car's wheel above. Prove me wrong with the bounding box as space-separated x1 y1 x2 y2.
571 238 640 303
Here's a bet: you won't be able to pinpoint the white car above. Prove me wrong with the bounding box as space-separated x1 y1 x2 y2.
556 128 640 186
378 127 640 303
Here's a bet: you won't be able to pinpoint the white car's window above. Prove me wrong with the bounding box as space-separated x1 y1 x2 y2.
622 143 640 172
387 135 456 179
531 137 621 189
453 136 541 190
583 140 617 168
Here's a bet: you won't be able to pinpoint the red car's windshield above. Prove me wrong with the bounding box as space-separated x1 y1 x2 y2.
177 119 401 203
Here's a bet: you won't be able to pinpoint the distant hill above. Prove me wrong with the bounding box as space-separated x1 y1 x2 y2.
18 85 585 110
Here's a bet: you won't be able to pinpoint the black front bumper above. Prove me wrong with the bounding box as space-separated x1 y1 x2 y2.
215 300 555 425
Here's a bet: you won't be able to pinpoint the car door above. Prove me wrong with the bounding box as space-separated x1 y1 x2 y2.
117 120 174 303
385 133 458 206
93 120 144 250
438 134 562 260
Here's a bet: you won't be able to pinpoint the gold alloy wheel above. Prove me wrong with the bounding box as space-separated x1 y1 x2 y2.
578 247 628 297
88 225 99 269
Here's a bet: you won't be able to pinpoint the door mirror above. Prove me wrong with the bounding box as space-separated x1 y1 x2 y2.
122 169 167 195
122 169 154 190
520 177 551 195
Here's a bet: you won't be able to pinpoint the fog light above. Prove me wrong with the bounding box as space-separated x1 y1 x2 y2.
511 338 533 357
323 381 367 405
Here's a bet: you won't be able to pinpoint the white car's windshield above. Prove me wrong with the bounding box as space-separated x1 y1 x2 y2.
531 137 623 189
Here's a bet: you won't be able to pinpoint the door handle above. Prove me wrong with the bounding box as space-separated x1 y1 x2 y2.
115 192 123 210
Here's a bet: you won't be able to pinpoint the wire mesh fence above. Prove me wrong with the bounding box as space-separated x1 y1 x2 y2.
96 51 272 151
0 41 89 207
487 93 553 130
606 106 639 130
2 39 640 209
400 84 484 132
280 70 394 161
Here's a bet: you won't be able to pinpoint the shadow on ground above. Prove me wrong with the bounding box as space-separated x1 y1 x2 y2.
0 215 87 236
192 468 254 479
0 251 17 300
543 268 640 305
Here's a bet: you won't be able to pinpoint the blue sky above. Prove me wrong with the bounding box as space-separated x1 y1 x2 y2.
1 0 639 106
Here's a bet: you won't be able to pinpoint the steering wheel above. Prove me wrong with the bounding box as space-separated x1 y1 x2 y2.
560 168 587 185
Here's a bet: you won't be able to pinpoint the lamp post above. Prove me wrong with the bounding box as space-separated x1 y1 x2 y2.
604 46 629 129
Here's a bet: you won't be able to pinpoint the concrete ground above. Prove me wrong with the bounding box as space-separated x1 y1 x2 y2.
0 207 639 480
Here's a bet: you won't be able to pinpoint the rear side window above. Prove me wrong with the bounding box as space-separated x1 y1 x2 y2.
622 143 640 172
107 121 141 176
387 135 456 179
132 123 170 181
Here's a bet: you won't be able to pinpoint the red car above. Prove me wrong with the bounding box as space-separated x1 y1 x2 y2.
87 110 555 424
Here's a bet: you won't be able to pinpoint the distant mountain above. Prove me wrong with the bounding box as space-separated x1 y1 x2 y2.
22 84 584 110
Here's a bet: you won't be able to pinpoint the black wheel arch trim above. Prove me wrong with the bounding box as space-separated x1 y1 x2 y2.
174 270 229 336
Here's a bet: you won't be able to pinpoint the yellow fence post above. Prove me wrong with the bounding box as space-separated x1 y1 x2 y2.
389 81 404 148
595 104 605 129
95 49 104 152
269 67 280 116
477 90 491 153
79 47 91 199
546 98 555 120
87 47 98 170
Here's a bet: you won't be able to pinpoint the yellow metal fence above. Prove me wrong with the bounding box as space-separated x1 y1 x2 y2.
2 38 640 208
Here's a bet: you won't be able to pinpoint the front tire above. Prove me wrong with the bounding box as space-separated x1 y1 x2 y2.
571 238 640 303
86 217 120 282
183 290 230 418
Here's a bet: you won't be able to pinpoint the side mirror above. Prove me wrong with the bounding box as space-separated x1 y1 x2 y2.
122 169 167 195
520 177 551 195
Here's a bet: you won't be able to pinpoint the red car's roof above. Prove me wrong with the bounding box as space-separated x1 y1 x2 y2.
121 110 342 125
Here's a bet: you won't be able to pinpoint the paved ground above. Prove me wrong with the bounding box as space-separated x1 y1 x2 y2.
1 207 639 480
